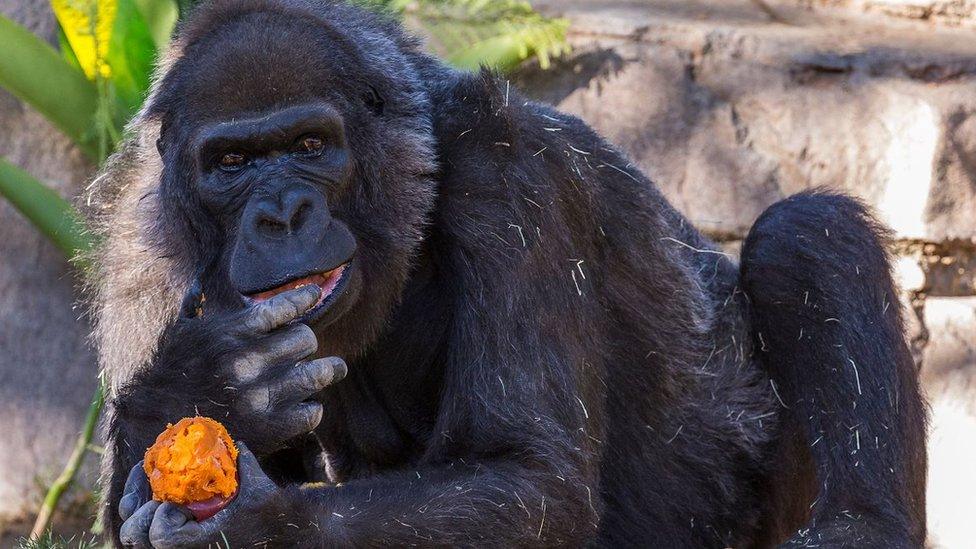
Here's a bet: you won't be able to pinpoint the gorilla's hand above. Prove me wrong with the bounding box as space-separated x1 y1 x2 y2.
145 284 348 456
119 443 295 548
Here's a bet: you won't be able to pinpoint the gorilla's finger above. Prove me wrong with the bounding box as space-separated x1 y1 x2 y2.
234 441 261 477
233 441 275 489
263 323 319 365
149 502 199 548
272 357 347 403
280 401 325 438
119 460 150 521
230 324 318 384
174 443 274 547
243 284 321 333
119 500 160 549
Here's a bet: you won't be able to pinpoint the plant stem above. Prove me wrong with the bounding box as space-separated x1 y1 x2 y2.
30 382 105 541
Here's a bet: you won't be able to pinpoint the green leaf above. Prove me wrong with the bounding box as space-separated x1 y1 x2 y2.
133 0 178 50
105 0 157 118
0 158 92 261
0 15 99 159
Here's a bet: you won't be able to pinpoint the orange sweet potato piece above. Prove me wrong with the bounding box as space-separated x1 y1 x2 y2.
144 416 239 506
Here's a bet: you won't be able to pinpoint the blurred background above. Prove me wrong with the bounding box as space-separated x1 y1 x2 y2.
0 1 973 547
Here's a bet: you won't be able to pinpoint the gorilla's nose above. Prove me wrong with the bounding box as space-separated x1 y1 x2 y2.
230 182 356 296
249 185 327 240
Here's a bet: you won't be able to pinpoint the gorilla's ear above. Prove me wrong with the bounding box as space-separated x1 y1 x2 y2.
156 114 172 157
363 85 385 116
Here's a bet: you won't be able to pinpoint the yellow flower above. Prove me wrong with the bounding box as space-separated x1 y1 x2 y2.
51 0 117 79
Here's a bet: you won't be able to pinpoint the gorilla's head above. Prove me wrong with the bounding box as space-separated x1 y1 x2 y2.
143 0 439 354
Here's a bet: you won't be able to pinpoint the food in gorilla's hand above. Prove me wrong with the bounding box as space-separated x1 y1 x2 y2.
144 416 239 520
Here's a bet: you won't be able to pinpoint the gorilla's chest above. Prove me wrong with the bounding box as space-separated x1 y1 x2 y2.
315 312 448 482
311 255 453 481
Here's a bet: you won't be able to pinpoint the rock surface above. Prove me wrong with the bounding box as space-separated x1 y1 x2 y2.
807 0 976 27
522 0 976 242
922 297 976 549
0 0 99 535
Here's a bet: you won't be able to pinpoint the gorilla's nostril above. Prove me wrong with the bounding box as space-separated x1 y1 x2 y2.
258 216 287 236
250 189 321 239
290 201 313 231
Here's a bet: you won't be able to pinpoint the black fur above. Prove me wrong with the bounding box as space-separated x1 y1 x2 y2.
741 193 927 546
85 1 927 547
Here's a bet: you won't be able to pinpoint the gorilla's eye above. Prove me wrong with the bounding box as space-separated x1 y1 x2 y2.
218 152 247 172
295 135 325 156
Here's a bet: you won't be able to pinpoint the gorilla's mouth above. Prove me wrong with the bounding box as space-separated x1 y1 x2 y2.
248 264 350 314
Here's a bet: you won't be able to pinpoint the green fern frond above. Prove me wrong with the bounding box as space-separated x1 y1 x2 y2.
353 0 570 71
349 0 413 14
411 0 569 71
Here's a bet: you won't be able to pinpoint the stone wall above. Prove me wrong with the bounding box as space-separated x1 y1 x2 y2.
806 0 976 27
0 0 99 538
519 2 976 547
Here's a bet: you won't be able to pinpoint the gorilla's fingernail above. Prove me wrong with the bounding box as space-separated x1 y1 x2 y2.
333 359 348 381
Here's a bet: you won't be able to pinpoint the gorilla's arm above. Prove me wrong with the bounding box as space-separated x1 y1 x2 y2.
105 286 347 546
117 272 602 547
136 264 603 547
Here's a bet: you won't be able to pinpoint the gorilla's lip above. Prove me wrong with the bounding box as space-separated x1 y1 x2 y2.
247 263 350 315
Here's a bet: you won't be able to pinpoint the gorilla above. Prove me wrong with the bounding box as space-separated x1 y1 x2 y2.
82 0 927 546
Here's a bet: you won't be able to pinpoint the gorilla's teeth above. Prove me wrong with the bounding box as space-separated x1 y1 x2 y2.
249 265 347 305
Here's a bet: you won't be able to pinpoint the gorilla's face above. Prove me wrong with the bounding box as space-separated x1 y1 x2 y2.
148 6 437 351
194 103 360 326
